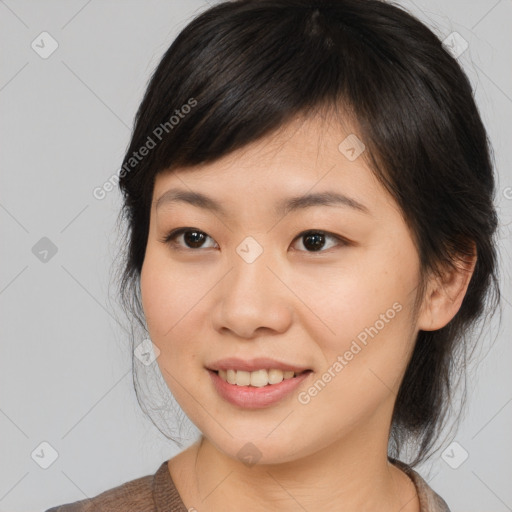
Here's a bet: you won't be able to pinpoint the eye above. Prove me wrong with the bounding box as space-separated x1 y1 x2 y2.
291 230 346 252
159 227 218 250
159 227 348 253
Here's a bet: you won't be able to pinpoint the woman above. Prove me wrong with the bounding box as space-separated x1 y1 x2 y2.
46 0 501 510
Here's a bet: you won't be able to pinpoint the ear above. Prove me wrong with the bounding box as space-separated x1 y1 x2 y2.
417 242 477 331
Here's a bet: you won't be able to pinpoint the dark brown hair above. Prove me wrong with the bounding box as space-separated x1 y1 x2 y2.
113 0 501 466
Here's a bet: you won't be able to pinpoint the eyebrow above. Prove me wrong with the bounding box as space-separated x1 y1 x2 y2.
155 188 371 216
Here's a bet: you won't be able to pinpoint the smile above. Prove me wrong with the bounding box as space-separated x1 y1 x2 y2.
208 369 313 409
216 368 308 387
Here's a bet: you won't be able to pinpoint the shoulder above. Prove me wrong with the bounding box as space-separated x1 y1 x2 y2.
44 460 174 512
391 458 451 512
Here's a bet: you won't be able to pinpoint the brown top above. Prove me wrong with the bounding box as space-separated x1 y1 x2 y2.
45 458 450 512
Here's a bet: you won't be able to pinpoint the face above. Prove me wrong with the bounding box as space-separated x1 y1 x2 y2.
140 114 426 465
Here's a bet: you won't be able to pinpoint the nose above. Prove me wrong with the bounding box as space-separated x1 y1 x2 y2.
210 248 293 339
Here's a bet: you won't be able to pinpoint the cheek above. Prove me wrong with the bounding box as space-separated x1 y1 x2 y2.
290 247 419 391
140 255 201 396
295 270 416 424
140 250 218 388
290 255 416 343
140 250 200 339
140 259 172 337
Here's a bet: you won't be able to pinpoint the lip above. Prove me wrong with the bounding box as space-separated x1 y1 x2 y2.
207 357 311 373
208 368 313 409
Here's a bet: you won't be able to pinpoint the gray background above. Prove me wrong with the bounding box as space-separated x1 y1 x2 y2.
0 1 511 511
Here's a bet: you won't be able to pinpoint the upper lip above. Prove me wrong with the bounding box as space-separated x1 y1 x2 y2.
207 357 311 373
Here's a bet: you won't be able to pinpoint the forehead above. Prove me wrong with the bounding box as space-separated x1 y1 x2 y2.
152 113 396 216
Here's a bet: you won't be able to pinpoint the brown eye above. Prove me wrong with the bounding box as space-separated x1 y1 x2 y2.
292 230 346 252
160 228 218 250
302 232 326 251
183 230 207 248
160 228 346 253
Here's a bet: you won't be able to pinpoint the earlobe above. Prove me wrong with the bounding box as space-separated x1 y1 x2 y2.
417 243 477 331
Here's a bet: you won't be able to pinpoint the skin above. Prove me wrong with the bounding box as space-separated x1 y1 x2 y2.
140 113 476 512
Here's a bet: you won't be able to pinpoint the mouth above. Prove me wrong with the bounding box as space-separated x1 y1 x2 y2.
211 368 312 387
207 367 313 409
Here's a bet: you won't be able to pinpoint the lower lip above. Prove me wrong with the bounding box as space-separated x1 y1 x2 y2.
208 369 312 409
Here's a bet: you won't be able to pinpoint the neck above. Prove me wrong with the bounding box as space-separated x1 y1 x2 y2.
180 421 418 512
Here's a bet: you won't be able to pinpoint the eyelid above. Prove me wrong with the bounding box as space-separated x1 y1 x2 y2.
290 229 348 252
159 227 350 252
158 227 218 249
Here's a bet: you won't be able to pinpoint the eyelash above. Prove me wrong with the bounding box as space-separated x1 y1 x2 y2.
159 227 349 253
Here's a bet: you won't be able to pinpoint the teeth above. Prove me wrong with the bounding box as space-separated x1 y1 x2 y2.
217 369 300 387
